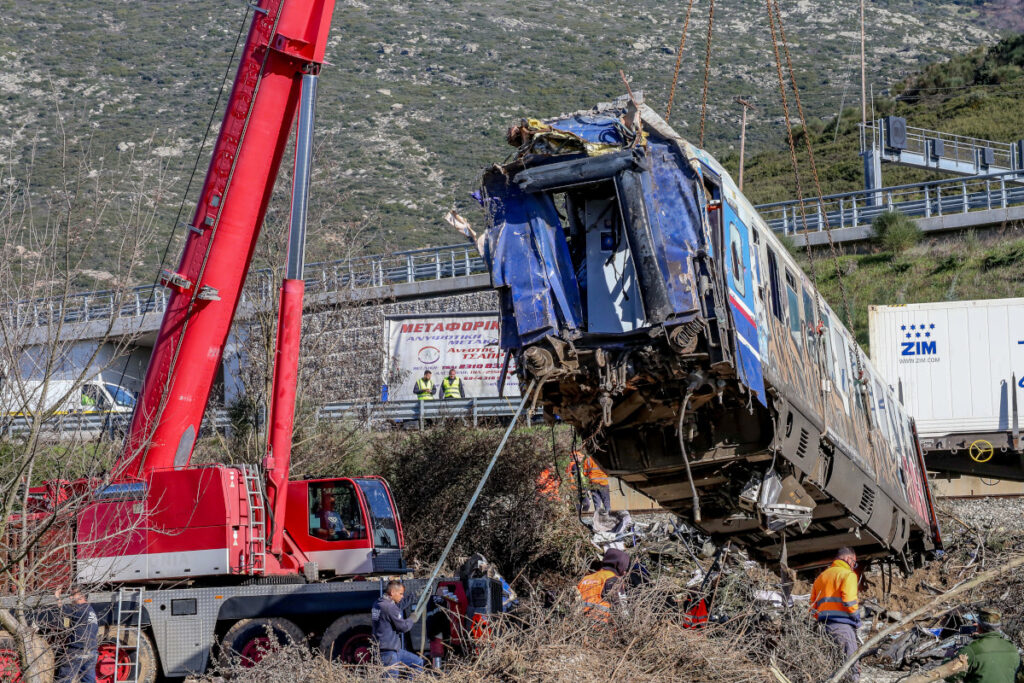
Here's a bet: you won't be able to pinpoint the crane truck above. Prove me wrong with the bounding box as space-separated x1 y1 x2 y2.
0 1 500 680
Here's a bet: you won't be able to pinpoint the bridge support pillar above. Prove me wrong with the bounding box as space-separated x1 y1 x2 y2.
862 149 883 206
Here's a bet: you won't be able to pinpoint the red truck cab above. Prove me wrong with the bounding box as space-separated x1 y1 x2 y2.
286 476 406 577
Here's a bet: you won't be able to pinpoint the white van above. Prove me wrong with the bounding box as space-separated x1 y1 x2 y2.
1 377 136 416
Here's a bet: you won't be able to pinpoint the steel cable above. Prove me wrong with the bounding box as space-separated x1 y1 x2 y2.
699 0 716 148
665 0 697 121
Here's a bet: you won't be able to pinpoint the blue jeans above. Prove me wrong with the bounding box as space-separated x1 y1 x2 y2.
380 648 425 678
591 486 611 512
57 651 97 683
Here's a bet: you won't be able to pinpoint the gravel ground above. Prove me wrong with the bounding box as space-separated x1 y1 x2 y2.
938 496 1024 532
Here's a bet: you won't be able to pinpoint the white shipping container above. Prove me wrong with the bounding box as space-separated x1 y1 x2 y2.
868 298 1024 440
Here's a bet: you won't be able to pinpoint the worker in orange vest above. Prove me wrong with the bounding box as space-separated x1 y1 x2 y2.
576 548 630 622
810 547 861 682
567 451 611 512
536 463 560 500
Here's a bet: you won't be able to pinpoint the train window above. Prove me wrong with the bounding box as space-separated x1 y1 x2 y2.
820 313 835 382
875 380 894 444
728 222 745 297
785 270 802 350
766 248 784 321
802 288 817 353
887 395 905 459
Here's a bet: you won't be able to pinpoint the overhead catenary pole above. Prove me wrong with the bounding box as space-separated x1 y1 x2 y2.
735 97 753 190
860 0 867 130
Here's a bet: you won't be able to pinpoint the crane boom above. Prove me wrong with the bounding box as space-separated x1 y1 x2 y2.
118 0 336 481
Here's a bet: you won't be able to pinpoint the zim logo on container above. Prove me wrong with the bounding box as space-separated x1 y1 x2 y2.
899 323 937 356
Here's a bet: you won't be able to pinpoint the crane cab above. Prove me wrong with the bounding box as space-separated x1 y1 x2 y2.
286 476 406 577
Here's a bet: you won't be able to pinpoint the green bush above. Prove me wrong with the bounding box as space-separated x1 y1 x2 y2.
373 424 587 577
871 210 922 253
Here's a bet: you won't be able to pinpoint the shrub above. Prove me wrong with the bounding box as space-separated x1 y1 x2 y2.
373 423 588 577
871 210 921 253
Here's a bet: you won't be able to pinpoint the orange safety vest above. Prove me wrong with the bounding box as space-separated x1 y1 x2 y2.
577 569 616 622
810 559 860 625
581 456 608 487
537 468 560 498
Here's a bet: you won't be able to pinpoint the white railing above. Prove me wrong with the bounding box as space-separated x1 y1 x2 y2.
861 120 1017 170
1 397 534 437
9 170 1024 331
2 243 486 330
758 170 1024 235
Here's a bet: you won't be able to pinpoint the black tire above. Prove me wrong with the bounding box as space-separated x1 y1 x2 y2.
218 618 305 669
318 614 373 665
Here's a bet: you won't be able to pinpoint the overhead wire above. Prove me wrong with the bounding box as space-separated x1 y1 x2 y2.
771 0 865 384
699 0 716 148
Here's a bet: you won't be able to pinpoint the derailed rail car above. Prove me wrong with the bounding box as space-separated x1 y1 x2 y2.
480 96 941 571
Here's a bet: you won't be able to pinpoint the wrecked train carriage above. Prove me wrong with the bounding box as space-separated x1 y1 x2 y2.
481 99 941 571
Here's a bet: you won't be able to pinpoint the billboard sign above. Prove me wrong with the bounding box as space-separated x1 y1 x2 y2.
384 313 519 400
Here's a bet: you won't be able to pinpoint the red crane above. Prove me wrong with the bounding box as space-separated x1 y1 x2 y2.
64 0 405 583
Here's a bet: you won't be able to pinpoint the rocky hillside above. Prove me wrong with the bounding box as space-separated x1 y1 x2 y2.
0 0 1010 285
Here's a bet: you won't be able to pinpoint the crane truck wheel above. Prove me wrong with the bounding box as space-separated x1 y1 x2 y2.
0 635 23 682
218 618 305 669
95 628 157 683
318 614 373 665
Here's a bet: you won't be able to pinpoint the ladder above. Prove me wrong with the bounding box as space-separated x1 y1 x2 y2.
241 465 267 575
113 587 144 683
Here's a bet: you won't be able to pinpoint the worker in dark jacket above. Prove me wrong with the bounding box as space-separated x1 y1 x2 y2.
413 371 435 400
810 547 862 682
440 369 463 399
576 548 630 622
944 607 1020 683
371 580 424 677
55 586 98 683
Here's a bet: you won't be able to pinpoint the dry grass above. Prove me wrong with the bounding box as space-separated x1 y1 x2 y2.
207 574 842 683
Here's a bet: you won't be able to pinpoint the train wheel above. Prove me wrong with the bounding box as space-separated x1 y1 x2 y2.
0 636 23 682
318 615 373 664
95 631 157 683
219 618 304 668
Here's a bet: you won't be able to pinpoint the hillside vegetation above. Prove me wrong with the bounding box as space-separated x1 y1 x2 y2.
733 33 1024 205
800 230 1024 349
0 0 1008 286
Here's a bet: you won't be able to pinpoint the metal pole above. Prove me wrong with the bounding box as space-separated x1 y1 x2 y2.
860 0 867 130
285 74 316 281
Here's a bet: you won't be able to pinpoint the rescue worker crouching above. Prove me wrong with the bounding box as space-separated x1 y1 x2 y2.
810 547 862 682
414 371 435 400
440 369 463 399
371 580 425 677
577 549 630 622
944 607 1021 683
